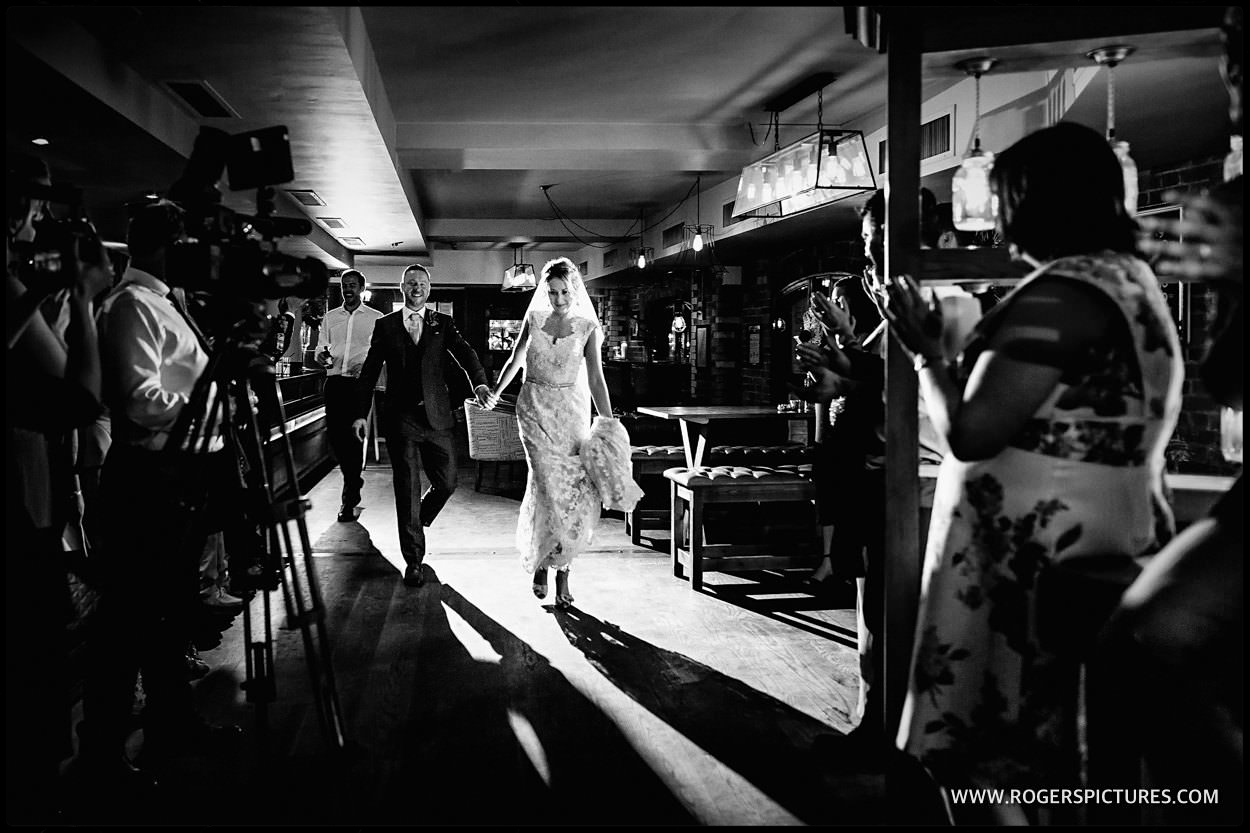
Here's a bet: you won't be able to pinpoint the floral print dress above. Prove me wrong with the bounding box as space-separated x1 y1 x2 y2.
515 310 601 573
896 252 1184 788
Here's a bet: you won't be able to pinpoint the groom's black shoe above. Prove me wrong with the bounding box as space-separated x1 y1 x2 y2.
403 564 425 587
337 504 357 523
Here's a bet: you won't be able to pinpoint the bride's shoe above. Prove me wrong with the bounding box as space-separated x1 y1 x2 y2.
554 571 574 608
532 569 549 600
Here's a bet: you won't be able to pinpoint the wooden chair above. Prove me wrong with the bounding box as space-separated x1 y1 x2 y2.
463 395 526 490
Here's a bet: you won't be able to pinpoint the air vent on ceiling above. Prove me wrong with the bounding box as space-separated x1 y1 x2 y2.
286 189 326 207
602 248 618 269
339 237 365 247
662 223 684 250
578 261 589 277
163 80 240 119
318 217 347 229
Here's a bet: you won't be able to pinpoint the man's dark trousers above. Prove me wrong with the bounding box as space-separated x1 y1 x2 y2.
389 407 456 569
324 375 365 507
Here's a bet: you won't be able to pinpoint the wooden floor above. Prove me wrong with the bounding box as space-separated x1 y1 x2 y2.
64 451 891 826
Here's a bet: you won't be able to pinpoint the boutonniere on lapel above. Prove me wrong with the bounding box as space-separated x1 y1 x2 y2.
426 312 442 336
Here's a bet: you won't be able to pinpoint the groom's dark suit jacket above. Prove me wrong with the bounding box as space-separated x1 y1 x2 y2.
355 307 488 431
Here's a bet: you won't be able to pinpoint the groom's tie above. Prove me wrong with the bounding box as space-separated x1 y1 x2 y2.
405 309 423 346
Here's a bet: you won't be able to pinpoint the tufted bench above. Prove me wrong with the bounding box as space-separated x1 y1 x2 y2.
626 444 814 546
664 464 819 590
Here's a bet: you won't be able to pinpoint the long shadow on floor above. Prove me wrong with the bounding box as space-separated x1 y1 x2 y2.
554 607 884 825
127 560 696 826
698 570 859 648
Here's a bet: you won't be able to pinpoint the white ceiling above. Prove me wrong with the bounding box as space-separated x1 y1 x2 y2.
5 6 1230 281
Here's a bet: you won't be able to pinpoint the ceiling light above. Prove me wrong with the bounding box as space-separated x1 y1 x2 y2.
951 57 998 232
684 175 714 254
502 243 536 293
31 137 50 146
630 209 653 269
1087 45 1138 216
732 89 875 220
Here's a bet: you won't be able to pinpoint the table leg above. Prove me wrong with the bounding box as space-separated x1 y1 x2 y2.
678 420 708 469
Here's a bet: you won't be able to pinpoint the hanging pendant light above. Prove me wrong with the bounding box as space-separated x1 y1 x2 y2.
952 57 998 232
501 243 536 292
1087 45 1138 216
630 209 653 270
684 175 714 256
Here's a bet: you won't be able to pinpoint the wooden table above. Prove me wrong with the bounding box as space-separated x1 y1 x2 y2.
636 405 814 468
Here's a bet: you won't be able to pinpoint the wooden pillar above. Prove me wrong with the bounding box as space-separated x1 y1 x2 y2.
882 19 922 740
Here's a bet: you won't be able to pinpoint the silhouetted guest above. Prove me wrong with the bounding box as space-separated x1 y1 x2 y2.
884 122 1184 823
6 151 110 822
1098 6 1243 825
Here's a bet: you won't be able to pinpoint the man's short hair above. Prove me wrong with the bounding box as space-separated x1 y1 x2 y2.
402 263 431 281
127 199 186 258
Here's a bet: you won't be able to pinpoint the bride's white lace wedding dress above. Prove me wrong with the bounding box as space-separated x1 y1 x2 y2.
514 309 601 573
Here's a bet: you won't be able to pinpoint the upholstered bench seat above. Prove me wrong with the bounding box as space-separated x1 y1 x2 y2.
662 464 819 590
625 445 813 547
662 463 813 486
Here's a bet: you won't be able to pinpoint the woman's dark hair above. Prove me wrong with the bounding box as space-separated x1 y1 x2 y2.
832 275 880 337
991 121 1138 260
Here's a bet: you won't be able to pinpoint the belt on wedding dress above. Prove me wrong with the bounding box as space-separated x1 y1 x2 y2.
525 378 576 389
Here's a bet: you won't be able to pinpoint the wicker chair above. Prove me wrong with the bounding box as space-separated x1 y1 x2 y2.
463 395 526 490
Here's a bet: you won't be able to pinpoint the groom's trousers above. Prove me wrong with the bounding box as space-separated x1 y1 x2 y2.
388 408 457 568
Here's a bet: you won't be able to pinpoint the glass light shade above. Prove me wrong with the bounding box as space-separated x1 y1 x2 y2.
732 129 875 219
952 147 997 232
1112 140 1138 216
501 263 537 292
1221 406 1242 463
1224 135 1242 183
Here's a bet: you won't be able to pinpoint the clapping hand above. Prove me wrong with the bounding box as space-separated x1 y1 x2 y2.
70 231 114 302
881 273 943 362
1138 190 1243 283
811 290 854 343
794 342 846 403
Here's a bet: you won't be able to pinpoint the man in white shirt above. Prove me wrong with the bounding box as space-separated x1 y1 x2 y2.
316 268 381 521
84 199 238 776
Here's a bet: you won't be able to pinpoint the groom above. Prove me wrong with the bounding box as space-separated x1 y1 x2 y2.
352 264 491 587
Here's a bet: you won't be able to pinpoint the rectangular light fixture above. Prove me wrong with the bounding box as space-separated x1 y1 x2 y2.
731 129 875 220
501 263 536 292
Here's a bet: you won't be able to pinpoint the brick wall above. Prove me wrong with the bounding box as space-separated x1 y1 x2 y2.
1139 154 1239 475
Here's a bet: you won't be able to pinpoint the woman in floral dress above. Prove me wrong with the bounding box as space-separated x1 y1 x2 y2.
883 122 1184 812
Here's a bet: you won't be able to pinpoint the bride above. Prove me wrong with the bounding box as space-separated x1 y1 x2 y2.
484 258 614 607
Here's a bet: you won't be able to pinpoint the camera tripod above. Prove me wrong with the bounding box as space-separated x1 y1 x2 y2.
170 326 347 752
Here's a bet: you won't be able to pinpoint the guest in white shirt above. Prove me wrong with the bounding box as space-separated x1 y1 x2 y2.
83 199 239 776
316 269 382 520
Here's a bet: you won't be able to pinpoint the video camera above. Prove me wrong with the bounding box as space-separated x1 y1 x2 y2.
13 180 103 289
164 125 328 302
